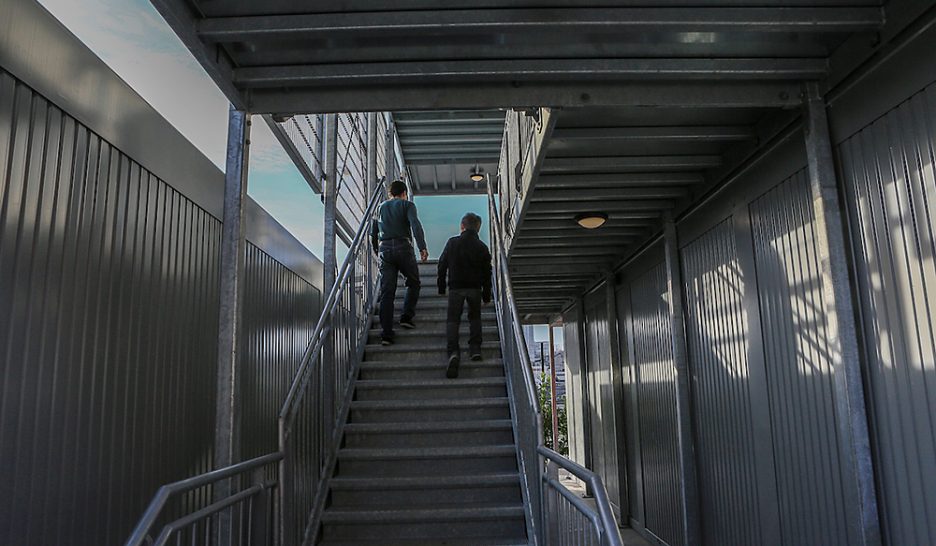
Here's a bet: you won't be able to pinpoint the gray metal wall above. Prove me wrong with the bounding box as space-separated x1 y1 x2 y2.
839 81 936 546
562 306 588 469
622 262 683 546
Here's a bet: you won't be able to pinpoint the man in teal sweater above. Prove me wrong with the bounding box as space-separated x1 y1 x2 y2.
371 180 428 345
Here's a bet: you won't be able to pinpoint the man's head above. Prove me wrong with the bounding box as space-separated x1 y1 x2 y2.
460 212 483 233
388 180 408 200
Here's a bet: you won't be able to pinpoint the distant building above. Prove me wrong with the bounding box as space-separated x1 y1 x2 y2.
523 325 566 408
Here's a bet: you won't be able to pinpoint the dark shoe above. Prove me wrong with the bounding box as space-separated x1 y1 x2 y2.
470 353 483 361
446 353 460 379
381 337 394 346
400 318 416 329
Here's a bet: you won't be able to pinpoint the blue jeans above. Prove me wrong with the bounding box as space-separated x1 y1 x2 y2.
378 239 421 338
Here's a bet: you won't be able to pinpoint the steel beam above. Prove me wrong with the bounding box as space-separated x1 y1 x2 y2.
537 172 705 188
663 216 702 546
550 125 755 143
511 247 625 258
511 263 611 275
517 230 645 239
214 107 250 543
526 201 672 214
514 238 637 249
541 155 722 173
235 59 827 87
803 82 881 546
198 8 882 41
531 187 690 201
246 81 805 114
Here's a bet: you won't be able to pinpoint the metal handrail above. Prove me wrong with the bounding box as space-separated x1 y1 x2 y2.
125 452 283 546
279 184 383 424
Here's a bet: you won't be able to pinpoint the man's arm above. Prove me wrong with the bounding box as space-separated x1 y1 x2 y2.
407 202 429 261
481 243 493 303
437 240 450 295
370 216 379 255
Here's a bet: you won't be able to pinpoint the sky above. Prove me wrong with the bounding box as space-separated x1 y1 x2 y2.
35 0 484 259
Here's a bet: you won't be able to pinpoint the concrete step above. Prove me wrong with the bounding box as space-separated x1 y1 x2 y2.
320 540 528 546
320 505 527 542
349 397 511 423
343 419 515 448
336 445 519 477
363 341 501 362
329 472 523 508
354 377 507 401
359 359 504 380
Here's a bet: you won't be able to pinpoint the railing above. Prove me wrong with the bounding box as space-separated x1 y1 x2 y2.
126 183 383 546
278 183 382 545
487 182 623 546
125 453 282 546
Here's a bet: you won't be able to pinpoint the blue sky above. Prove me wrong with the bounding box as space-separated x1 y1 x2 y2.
36 0 483 259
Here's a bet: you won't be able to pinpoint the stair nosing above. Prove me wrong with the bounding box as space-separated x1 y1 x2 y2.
350 397 509 409
344 419 513 434
321 505 526 523
354 377 506 389
338 444 517 459
329 472 521 490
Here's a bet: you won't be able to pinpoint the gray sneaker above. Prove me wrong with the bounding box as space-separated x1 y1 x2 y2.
446 353 460 379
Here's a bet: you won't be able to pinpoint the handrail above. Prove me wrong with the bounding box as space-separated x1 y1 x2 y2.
279 183 383 423
125 452 283 546
539 446 624 546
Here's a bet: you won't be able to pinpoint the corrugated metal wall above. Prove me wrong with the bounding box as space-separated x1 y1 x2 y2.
839 81 936 546
562 306 587 468
584 286 622 515
0 66 320 546
627 262 683 546
749 170 851 545
681 218 768 546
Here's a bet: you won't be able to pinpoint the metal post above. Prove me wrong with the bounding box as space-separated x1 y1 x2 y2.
323 113 339 430
548 325 560 453
663 214 701 546
385 117 396 181
803 81 881 546
215 105 251 542
366 113 378 306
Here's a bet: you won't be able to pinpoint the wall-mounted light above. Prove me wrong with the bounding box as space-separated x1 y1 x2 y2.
575 212 608 229
470 166 485 183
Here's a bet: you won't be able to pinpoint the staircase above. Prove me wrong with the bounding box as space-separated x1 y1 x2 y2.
318 261 529 545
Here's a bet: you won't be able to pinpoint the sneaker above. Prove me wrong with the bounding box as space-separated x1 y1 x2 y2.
400 318 416 329
446 353 460 379
470 353 483 362
381 337 394 346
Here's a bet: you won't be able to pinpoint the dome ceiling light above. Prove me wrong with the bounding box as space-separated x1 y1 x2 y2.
575 212 608 229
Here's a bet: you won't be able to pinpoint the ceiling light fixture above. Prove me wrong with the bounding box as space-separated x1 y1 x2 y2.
470 166 485 183
575 212 608 229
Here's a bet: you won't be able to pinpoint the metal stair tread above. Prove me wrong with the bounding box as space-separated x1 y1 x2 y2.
349 397 509 410
344 419 513 434
338 444 517 460
321 504 526 524
318 539 528 546
355 377 506 389
329 472 521 490
359 359 502 369
364 341 500 352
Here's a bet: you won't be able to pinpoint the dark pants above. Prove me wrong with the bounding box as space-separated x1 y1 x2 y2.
378 239 420 338
447 288 482 355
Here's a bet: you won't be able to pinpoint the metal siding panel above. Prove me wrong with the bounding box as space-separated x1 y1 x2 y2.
562 309 587 467
681 218 763 546
0 67 319 546
749 170 851 545
839 82 936 546
629 262 683 546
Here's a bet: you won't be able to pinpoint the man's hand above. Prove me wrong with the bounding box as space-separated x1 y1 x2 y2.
420 249 429 262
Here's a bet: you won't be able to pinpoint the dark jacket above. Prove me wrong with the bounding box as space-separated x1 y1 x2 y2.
437 229 493 302
370 198 427 252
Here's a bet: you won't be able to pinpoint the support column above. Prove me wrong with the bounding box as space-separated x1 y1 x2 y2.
803 81 881 546
366 113 378 306
385 117 396 181
323 113 339 430
214 106 250 543
663 215 701 546
548 324 560 451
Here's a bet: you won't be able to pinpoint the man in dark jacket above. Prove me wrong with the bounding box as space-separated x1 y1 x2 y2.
437 212 492 378
371 180 429 345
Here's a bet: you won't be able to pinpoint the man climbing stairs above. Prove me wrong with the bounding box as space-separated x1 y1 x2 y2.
317 261 530 545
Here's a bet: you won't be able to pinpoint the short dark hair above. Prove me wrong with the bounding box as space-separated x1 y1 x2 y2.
389 180 408 197
461 212 482 232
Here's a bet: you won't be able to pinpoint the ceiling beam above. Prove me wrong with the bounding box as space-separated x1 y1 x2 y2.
540 155 722 173
198 8 883 41
234 59 827 87
526 201 673 214
510 263 611 275
530 187 690 201
512 247 626 257
536 172 705 188
550 125 756 143
246 81 805 114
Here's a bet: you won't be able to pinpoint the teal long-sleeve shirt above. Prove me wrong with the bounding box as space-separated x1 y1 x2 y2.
370 198 427 252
